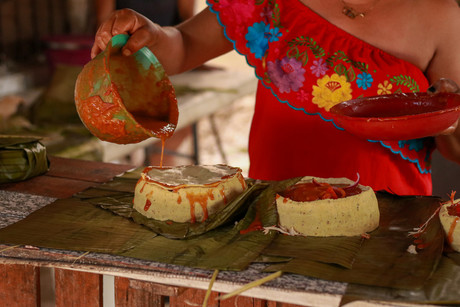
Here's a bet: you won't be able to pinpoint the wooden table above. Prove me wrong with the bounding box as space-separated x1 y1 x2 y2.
0 157 435 307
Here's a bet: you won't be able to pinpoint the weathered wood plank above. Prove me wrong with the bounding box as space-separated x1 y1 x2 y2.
169 288 218 307
55 269 103 307
0 264 40 307
115 277 166 307
46 156 133 183
220 295 268 307
0 175 100 199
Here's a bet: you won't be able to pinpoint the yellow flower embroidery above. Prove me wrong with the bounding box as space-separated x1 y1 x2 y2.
377 80 393 95
312 74 352 111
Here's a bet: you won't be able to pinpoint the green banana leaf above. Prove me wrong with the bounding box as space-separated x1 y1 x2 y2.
264 192 445 291
341 255 460 305
0 135 49 183
0 174 297 271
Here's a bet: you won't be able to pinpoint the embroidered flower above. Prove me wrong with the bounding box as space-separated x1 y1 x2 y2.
213 0 255 26
267 57 306 93
296 89 311 103
267 27 282 43
260 6 273 22
246 22 270 59
312 74 352 111
399 139 425 151
377 80 393 95
356 72 373 90
310 58 328 77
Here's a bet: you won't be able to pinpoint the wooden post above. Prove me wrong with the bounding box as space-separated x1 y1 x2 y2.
0 264 41 307
54 269 103 307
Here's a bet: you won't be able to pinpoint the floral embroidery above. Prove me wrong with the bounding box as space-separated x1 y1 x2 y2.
246 22 270 59
267 57 306 93
260 6 273 22
390 75 420 92
268 27 282 42
356 72 373 90
310 58 328 77
312 74 352 111
213 0 255 26
246 22 282 59
377 80 393 95
208 0 432 176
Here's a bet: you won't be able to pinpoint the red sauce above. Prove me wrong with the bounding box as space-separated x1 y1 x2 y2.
279 182 361 202
447 202 460 217
185 190 215 223
144 199 152 211
140 182 147 193
237 175 247 190
218 187 227 205
159 137 165 168
77 89 127 140
240 211 263 235
448 217 460 244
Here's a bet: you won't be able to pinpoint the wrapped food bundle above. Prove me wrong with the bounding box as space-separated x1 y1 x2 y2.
0 136 49 183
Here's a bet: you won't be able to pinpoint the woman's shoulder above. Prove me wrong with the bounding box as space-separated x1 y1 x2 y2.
416 0 460 19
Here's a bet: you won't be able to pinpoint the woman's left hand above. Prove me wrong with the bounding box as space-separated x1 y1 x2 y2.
428 78 460 136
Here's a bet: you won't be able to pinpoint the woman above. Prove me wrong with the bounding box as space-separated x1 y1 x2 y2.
91 0 460 195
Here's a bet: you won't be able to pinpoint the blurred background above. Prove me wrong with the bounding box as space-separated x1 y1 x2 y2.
0 0 458 199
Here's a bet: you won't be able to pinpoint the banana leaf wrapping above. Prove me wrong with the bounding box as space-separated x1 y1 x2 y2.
0 166 456 304
74 169 283 239
0 136 49 183
263 193 445 291
0 172 297 271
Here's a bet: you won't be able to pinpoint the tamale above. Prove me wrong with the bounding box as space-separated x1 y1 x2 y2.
0 136 49 183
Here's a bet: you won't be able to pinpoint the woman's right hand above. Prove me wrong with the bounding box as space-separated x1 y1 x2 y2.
91 8 162 59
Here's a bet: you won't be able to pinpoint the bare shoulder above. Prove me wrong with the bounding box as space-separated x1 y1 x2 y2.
418 0 460 22
422 0 460 84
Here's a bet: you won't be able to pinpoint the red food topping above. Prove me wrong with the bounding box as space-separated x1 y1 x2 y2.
280 179 362 202
446 191 460 217
144 199 152 211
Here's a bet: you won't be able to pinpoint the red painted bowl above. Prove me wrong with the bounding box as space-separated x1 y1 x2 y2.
74 34 178 144
330 92 460 141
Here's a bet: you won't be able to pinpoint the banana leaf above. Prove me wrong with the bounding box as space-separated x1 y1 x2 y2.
0 135 49 183
264 192 445 291
341 255 460 305
76 171 268 239
0 175 296 271
117 176 300 270
263 235 365 269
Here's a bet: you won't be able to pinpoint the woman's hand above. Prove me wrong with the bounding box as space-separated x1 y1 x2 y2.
91 9 162 58
428 78 460 136
428 78 460 163
90 8 232 76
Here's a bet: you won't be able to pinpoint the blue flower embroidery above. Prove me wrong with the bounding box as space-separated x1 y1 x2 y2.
267 27 282 42
356 72 373 90
245 22 282 59
399 139 425 152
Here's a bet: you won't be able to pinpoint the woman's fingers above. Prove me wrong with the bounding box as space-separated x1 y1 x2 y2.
428 78 460 94
91 9 152 58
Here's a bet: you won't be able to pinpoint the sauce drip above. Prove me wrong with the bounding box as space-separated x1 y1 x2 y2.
448 217 460 244
144 199 152 211
185 190 215 223
240 211 263 235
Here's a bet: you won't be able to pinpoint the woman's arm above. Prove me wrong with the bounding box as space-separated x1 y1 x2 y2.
425 0 460 164
177 0 196 21
91 8 233 75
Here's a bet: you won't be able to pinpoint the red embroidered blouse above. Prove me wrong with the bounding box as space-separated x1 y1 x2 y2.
208 0 434 195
